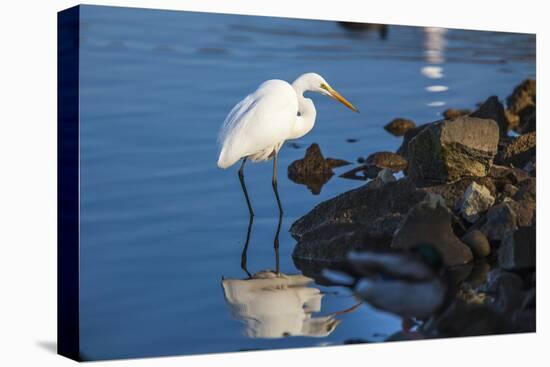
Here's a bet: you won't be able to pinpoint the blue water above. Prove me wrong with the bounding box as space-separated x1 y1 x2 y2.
77 5 535 360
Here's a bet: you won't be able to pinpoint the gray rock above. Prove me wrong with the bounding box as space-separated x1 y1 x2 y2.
384 118 416 136
391 194 473 267
459 182 495 223
462 230 491 258
366 168 396 189
407 116 499 184
480 201 518 241
422 176 496 211
291 179 429 261
499 226 536 271
396 123 431 160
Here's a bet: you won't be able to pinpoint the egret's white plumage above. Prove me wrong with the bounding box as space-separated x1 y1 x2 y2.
217 72 358 215
217 73 357 169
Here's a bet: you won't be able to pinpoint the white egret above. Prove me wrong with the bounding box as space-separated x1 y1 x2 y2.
217 72 358 216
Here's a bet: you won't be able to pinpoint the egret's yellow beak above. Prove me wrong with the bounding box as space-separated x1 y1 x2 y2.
321 84 359 112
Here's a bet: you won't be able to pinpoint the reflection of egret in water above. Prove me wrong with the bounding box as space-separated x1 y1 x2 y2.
223 214 361 338
422 27 449 108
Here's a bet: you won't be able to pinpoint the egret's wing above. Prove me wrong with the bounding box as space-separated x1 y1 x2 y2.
218 94 257 145
217 80 297 168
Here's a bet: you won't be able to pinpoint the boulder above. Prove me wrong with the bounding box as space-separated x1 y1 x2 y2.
397 123 431 160
495 132 535 168
291 178 430 261
480 201 518 241
406 116 499 184
391 194 473 266
471 96 508 137
287 143 349 195
459 182 495 223
498 226 536 271
507 79 536 116
443 108 471 120
384 118 416 136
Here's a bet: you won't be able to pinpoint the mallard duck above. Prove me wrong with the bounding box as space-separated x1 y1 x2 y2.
323 245 451 320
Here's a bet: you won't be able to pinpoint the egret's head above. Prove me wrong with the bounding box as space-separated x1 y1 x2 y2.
294 72 359 112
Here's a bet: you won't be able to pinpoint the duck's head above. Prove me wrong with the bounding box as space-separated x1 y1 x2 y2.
411 244 444 274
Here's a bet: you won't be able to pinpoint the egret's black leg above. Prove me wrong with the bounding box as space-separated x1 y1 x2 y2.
240 214 254 278
238 158 254 217
272 153 284 215
273 209 282 275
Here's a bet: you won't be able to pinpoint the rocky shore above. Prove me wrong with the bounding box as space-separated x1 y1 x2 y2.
288 79 536 336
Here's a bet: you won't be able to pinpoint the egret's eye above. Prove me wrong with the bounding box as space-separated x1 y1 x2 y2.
320 83 328 90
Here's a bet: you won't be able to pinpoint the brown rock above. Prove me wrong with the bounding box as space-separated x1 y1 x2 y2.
443 108 471 120
462 230 491 258
365 151 407 172
384 118 416 136
495 132 535 168
507 79 536 116
287 143 336 195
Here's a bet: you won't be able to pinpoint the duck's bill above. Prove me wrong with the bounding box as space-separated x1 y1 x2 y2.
322 85 359 112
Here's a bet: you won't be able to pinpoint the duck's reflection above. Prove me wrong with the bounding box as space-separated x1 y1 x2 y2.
222 213 355 338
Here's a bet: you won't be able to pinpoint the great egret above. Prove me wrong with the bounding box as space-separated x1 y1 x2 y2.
217 72 358 216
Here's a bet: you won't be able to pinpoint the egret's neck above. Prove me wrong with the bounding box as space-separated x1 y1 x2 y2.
290 82 317 140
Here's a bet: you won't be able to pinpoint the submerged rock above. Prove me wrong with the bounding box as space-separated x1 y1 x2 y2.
287 143 349 195
498 226 536 271
471 96 508 137
384 118 416 136
406 116 499 184
443 108 471 120
459 182 495 223
391 194 473 267
462 230 491 258
291 178 429 261
496 131 535 168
